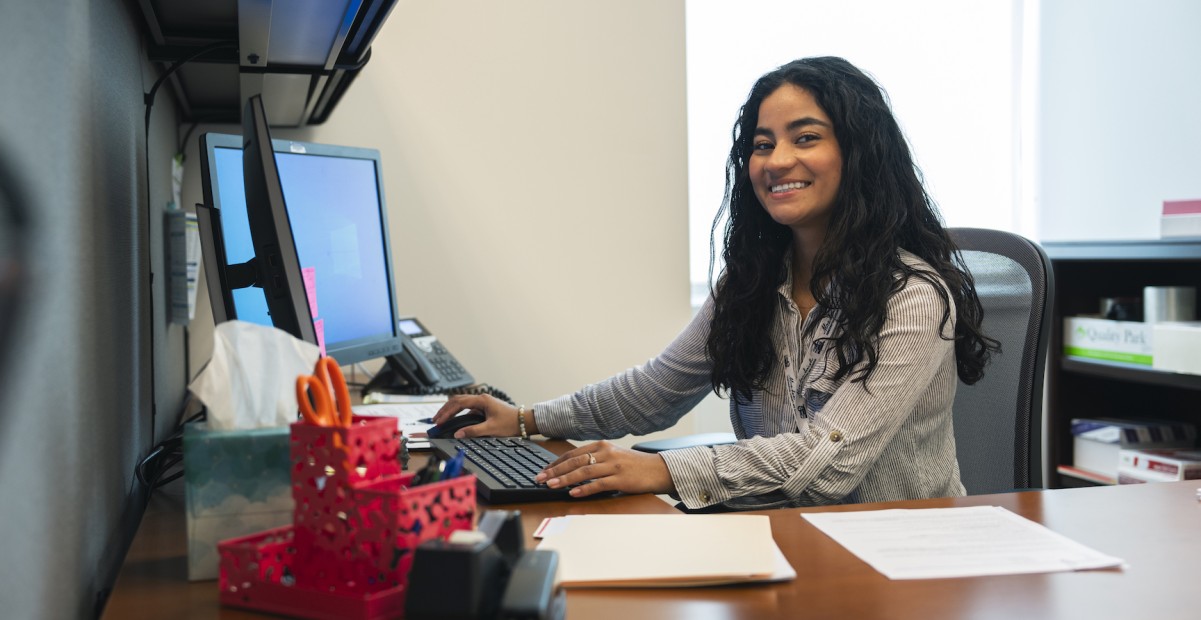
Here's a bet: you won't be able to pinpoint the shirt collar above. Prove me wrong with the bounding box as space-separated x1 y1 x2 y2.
776 249 795 301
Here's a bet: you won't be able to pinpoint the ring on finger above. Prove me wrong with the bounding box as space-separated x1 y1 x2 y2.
587 453 596 466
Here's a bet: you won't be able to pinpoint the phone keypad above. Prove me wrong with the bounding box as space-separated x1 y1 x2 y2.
431 342 467 381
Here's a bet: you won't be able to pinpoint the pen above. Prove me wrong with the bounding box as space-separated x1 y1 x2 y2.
442 449 466 479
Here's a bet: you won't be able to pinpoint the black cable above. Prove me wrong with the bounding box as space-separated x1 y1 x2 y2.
394 383 516 405
144 40 238 134
135 398 205 495
141 39 236 447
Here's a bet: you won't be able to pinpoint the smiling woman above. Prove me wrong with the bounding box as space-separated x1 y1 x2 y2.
432 56 1000 513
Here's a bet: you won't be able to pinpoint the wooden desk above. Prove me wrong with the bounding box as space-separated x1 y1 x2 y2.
105 456 1201 620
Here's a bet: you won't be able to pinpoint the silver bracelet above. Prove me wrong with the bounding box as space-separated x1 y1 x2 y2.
517 405 529 440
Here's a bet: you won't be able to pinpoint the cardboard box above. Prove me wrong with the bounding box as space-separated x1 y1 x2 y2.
1071 418 1196 479
183 423 293 580
1151 321 1201 375
1118 448 1201 481
1063 316 1153 366
1161 199 1201 239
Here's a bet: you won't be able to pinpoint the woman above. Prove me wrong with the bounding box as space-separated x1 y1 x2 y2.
432 56 998 510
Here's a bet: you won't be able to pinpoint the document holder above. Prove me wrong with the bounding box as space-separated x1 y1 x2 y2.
218 415 476 620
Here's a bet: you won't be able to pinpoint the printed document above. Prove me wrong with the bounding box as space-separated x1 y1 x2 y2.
353 397 447 449
802 505 1125 579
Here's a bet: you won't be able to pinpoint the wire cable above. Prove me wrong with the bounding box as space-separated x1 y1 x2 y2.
141 40 236 444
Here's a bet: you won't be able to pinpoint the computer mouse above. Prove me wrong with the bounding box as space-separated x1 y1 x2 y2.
427 411 487 438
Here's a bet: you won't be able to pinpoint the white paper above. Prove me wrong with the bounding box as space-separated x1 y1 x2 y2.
802 505 1125 580
361 392 449 405
352 402 446 449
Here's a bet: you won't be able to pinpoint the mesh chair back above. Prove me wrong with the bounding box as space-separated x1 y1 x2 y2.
948 228 1053 494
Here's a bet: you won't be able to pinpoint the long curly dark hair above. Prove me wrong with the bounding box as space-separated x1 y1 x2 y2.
707 56 998 401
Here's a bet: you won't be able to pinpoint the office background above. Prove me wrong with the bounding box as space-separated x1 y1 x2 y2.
0 1 1198 618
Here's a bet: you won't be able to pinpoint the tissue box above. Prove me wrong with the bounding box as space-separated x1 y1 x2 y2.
1063 316 1152 366
183 422 293 580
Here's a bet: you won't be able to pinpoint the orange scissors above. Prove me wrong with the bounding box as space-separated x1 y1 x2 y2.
296 356 353 427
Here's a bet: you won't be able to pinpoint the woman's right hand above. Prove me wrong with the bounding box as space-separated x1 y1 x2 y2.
430 394 524 439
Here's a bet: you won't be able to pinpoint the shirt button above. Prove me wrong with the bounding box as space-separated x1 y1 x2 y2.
829 430 844 442
700 490 712 503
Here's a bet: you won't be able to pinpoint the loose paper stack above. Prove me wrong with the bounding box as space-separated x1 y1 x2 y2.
803 505 1124 580
353 393 449 450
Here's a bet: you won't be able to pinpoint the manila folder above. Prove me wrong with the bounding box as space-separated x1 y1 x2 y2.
536 514 777 587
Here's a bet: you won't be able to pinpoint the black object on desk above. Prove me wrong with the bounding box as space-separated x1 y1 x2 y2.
427 412 487 438
430 437 576 503
405 510 563 620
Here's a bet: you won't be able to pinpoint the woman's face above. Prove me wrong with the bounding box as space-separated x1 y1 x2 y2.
748 84 843 233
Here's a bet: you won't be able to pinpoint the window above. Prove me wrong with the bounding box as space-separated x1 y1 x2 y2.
686 0 1038 306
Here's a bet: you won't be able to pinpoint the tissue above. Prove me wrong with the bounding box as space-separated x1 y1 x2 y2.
190 320 321 430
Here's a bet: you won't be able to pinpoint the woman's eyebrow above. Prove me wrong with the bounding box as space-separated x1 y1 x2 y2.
787 117 832 131
754 116 832 137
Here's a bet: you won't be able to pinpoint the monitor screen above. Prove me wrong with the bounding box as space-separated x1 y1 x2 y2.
199 129 405 366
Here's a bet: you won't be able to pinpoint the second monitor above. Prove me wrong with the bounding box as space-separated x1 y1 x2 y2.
199 132 405 367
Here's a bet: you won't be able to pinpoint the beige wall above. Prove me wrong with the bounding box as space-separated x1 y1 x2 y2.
184 0 708 442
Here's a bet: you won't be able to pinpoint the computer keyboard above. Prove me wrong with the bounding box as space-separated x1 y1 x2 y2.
429 437 576 503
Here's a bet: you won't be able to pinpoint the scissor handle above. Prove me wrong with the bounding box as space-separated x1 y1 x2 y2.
296 374 334 426
315 356 353 427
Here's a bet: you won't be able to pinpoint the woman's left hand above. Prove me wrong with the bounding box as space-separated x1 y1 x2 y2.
534 440 676 498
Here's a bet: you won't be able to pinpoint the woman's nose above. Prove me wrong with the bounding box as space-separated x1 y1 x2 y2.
765 144 797 172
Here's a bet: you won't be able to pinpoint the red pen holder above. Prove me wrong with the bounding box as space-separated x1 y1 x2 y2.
218 416 476 620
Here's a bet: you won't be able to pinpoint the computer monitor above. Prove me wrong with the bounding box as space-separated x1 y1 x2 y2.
198 116 406 366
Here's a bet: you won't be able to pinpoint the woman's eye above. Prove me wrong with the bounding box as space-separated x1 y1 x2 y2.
752 142 773 151
796 134 817 145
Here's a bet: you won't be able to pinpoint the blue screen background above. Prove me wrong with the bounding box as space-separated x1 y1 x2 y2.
212 146 395 349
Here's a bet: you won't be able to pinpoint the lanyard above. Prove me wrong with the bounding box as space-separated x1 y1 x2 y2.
779 297 822 433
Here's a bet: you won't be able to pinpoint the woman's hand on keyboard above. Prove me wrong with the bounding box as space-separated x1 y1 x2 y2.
431 394 519 438
535 440 676 498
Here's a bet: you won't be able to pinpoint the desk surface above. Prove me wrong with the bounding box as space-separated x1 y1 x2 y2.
104 445 1201 620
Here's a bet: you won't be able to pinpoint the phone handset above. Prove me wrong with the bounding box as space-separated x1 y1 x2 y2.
391 333 443 388
364 317 476 395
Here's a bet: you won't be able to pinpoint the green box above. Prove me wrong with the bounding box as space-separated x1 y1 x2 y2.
182 422 293 580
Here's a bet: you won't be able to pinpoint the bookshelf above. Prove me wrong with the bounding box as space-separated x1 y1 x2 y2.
1042 239 1201 488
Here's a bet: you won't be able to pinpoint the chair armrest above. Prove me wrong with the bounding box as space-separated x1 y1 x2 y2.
630 432 737 453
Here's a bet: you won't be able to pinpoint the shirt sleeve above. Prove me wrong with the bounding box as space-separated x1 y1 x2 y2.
662 275 956 509
534 298 717 440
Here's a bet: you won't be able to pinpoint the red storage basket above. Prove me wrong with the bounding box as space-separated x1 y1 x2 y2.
218 416 476 620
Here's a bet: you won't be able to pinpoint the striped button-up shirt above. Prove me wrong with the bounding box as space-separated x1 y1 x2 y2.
535 250 966 510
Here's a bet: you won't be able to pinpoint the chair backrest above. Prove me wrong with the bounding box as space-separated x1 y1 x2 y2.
947 228 1054 494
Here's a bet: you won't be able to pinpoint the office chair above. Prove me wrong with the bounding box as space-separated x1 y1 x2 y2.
948 228 1053 494
635 229 1053 498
